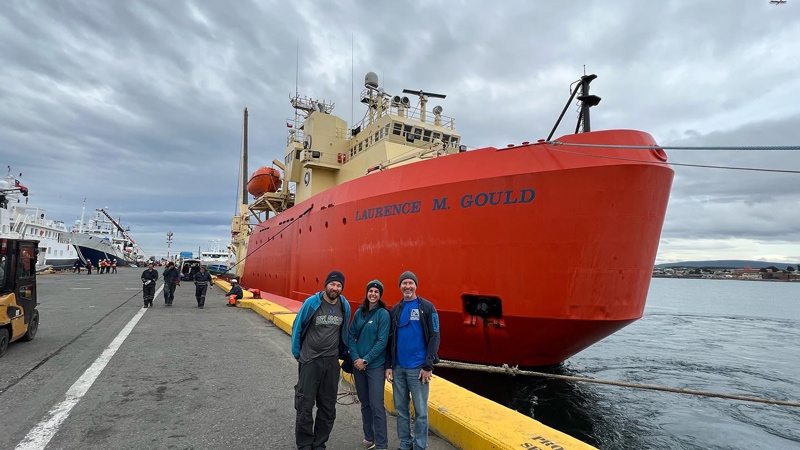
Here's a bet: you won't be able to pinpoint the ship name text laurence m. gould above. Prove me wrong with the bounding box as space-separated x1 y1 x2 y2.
354 188 535 222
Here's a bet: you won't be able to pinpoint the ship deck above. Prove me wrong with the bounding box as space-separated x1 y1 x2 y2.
0 270 457 449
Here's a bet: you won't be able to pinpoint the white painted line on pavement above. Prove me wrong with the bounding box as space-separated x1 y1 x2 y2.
68 288 92 290
15 284 165 450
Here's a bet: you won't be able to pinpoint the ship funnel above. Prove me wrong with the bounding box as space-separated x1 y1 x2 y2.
365 72 379 89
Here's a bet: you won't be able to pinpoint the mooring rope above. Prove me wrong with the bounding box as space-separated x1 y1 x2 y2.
435 359 800 408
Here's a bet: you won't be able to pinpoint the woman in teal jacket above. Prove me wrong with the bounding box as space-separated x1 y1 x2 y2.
348 280 391 450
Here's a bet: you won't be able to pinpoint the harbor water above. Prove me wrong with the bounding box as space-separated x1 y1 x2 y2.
439 278 800 449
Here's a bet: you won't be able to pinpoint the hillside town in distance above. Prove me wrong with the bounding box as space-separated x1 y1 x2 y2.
653 265 800 281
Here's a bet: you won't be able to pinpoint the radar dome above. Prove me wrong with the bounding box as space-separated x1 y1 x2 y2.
365 72 379 89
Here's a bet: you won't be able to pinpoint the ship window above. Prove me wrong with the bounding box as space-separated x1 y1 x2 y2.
451 138 459 148
358 142 363 152
295 149 301 160
423 129 432 142
432 132 441 141
374 132 379 143
403 124 412 137
413 127 422 140
392 122 402 135
379 128 384 139
385 124 390 136
443 134 451 144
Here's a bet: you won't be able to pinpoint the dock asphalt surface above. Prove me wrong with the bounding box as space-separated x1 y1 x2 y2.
0 269 455 450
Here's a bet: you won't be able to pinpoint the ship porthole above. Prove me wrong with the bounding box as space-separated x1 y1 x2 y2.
303 276 306 282
308 226 312 232
342 217 347 225
298 229 301 234
315 276 319 283
324 221 328 228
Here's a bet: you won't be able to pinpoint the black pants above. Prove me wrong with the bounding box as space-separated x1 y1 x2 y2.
195 285 208 306
164 283 176 304
143 283 155 306
295 356 340 450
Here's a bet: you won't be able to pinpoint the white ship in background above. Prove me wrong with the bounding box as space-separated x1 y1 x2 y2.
71 205 146 266
199 239 231 275
0 170 79 270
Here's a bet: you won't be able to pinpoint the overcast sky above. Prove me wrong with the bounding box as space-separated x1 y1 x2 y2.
2 0 799 263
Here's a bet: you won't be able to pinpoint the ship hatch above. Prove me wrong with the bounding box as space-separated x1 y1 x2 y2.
462 294 505 328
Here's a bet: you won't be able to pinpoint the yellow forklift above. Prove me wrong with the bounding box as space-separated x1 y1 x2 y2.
0 238 39 357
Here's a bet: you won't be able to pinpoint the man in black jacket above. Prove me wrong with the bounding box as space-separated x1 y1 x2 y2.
141 263 159 308
193 265 213 309
162 261 180 306
225 279 244 307
385 271 440 450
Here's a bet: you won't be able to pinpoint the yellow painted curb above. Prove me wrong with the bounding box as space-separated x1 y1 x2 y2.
233 294 596 450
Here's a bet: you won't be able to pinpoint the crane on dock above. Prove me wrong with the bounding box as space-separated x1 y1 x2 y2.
96 208 149 260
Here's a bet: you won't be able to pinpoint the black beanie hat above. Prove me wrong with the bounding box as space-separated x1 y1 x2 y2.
324 270 345 289
366 279 384 297
398 270 418 287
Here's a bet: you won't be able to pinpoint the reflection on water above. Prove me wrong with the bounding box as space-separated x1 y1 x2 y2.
443 279 800 449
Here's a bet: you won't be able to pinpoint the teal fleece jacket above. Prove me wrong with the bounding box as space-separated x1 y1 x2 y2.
347 306 390 370
291 292 351 360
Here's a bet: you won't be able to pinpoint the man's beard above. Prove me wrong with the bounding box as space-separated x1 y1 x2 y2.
325 289 340 301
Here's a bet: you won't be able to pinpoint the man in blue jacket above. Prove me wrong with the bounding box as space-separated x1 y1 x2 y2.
291 270 351 450
385 271 440 450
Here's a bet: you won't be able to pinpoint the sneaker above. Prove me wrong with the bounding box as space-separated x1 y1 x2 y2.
362 440 375 449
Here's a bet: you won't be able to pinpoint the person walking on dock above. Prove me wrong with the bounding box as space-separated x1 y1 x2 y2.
349 279 390 450
72 260 81 273
385 271 440 450
193 266 212 309
111 259 117 274
162 261 180 306
291 270 351 450
141 262 158 308
86 260 92 275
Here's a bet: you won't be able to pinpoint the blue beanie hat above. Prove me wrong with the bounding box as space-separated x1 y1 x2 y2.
325 270 345 289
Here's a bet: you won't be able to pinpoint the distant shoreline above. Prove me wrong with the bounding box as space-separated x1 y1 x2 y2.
652 275 799 282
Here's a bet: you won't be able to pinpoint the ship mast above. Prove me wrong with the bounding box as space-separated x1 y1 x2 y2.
229 107 251 278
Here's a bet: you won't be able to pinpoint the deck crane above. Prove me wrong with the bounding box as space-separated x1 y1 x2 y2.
95 208 149 259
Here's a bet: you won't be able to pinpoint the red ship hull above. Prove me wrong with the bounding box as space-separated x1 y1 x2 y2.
240 130 673 367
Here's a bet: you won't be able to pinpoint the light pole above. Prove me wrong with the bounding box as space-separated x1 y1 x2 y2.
166 231 173 262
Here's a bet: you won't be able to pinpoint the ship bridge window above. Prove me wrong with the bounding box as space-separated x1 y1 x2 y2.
432 132 441 141
423 129 432 142
392 122 402 136
379 128 384 139
358 142 363 153
450 137 459 148
413 127 422 140
384 124 390 137
374 132 379 143
295 150 301 160
403 124 412 137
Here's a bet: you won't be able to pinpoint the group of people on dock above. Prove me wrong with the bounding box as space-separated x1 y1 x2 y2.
72 258 117 274
292 270 439 450
139 262 221 308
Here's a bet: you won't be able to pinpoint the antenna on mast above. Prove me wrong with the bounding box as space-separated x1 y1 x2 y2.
351 33 354 127
295 38 299 99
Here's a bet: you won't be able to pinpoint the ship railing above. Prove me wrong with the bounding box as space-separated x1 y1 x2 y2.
287 127 305 145
301 149 344 167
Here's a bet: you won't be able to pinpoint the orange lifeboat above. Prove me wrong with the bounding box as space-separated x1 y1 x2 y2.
247 167 282 197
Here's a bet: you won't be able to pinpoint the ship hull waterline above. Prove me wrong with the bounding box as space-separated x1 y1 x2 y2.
240 130 674 367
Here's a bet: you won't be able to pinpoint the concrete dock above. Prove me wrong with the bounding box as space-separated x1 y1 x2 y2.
0 269 456 449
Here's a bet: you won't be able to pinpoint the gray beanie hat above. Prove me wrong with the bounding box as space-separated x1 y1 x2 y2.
398 270 418 287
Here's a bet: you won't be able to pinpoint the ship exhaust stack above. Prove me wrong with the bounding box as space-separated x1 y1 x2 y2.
547 73 602 140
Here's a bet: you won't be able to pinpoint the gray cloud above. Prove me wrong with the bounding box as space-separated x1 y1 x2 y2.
2 0 799 260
